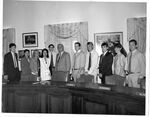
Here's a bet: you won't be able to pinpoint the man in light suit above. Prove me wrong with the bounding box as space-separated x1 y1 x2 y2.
125 39 145 88
3 43 20 84
84 42 99 83
98 42 113 84
72 42 85 82
55 44 71 73
48 44 57 75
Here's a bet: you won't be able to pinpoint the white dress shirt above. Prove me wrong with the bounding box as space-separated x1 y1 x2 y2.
85 50 99 79
11 51 17 68
125 49 145 88
49 51 57 67
126 49 145 77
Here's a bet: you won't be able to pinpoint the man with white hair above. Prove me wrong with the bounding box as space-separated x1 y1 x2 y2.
55 44 71 72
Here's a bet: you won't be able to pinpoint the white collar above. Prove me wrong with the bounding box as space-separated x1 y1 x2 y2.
89 50 94 54
59 51 64 56
11 51 15 55
76 49 81 54
131 49 137 54
50 51 56 54
103 51 108 56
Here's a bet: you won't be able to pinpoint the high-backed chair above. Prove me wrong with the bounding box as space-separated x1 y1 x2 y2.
77 74 94 83
105 75 125 86
52 71 69 82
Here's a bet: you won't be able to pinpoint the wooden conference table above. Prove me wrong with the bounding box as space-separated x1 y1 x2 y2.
2 81 145 115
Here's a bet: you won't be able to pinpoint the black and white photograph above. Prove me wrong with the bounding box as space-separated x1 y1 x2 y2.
94 32 123 55
1 0 149 117
22 32 38 48
18 50 25 60
31 49 42 58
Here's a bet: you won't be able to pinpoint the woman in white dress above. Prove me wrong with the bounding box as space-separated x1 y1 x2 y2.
39 48 51 81
112 43 127 77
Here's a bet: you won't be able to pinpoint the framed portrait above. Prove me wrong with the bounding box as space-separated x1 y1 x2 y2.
31 49 42 58
18 50 31 60
94 32 123 55
22 32 38 48
18 50 25 60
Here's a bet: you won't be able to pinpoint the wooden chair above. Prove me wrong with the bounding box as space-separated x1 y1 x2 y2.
52 71 69 82
77 74 94 83
105 75 125 86
140 77 145 89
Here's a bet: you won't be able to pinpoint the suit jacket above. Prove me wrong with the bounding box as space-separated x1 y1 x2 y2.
55 51 71 72
4 52 20 81
72 50 85 70
30 58 39 75
21 57 31 75
39 58 51 81
112 53 126 77
99 51 113 76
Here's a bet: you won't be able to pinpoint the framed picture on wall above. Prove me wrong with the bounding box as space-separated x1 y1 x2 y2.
22 32 38 48
31 49 42 58
18 50 31 60
94 32 123 55
18 50 25 60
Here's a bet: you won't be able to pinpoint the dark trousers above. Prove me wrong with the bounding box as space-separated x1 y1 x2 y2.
8 68 20 84
49 66 55 76
100 75 105 84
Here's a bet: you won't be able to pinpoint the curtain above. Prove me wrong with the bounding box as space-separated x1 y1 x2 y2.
44 22 88 68
3 28 16 56
127 17 146 54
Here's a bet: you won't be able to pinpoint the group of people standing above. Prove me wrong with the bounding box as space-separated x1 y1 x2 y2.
3 39 145 88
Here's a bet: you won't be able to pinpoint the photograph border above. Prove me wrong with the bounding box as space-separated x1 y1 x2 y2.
22 32 38 48
94 32 123 56
18 50 25 60
94 32 123 45
31 49 42 58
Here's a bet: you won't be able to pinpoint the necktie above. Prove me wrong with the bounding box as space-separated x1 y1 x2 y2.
100 54 104 63
74 53 77 69
37 59 40 77
114 55 118 74
50 53 54 67
57 53 61 62
88 52 91 70
128 52 132 73
13 53 17 68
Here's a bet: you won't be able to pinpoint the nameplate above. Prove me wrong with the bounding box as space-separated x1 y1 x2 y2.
98 86 111 91
135 92 145 97
66 83 75 87
32 82 40 85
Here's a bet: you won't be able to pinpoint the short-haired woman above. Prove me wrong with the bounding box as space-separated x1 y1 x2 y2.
20 49 33 82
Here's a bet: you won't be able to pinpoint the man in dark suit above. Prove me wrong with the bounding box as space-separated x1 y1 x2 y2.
98 42 113 84
3 43 20 84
